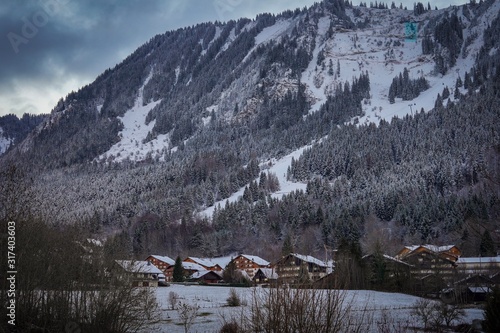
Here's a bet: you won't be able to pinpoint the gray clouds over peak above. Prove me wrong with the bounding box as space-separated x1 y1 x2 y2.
0 0 465 117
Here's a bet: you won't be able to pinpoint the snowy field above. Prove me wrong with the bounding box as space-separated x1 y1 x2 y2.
144 284 484 333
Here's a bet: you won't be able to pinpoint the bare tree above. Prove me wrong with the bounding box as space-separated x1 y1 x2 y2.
411 298 436 331
177 301 199 333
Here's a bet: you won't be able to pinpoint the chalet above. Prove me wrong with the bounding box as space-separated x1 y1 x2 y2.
253 268 278 284
145 255 175 272
275 253 327 284
115 260 163 287
396 245 461 262
231 254 270 278
184 257 223 271
185 270 223 284
395 245 461 281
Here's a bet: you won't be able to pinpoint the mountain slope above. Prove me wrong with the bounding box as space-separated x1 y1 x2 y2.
2 0 500 259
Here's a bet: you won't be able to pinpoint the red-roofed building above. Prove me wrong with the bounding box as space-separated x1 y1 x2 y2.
230 254 271 278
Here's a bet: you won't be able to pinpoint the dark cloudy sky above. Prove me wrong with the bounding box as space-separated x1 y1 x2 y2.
1 0 465 117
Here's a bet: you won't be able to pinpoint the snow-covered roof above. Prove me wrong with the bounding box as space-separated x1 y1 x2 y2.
186 257 218 268
150 255 175 265
291 253 327 267
457 257 500 264
210 256 233 269
189 270 223 280
116 260 163 274
468 286 492 294
239 254 270 267
182 262 205 271
404 245 456 253
255 268 278 280
238 269 251 280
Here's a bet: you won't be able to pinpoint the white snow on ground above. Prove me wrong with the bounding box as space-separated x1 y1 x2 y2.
198 145 311 218
98 73 169 163
144 285 485 333
0 128 12 155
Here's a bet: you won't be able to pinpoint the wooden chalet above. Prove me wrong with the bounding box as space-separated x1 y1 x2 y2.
253 268 278 284
275 253 328 284
145 255 175 272
231 254 270 279
185 270 223 284
115 260 163 287
395 245 461 281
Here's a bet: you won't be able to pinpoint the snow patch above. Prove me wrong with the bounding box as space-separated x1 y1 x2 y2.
198 144 310 219
0 128 13 155
98 72 169 163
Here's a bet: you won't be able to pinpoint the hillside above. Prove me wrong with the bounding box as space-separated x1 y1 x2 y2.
1 0 499 260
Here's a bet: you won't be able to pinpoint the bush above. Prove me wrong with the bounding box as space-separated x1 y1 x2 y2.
239 286 372 332
226 288 241 307
220 321 240 333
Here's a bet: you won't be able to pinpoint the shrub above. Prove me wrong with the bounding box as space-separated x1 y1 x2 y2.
226 288 242 307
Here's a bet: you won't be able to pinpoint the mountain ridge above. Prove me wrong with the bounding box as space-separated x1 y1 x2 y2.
1 0 499 259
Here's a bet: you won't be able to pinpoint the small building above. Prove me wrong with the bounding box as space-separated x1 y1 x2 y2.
115 260 163 287
185 270 223 284
231 254 271 279
275 253 327 284
253 268 278 284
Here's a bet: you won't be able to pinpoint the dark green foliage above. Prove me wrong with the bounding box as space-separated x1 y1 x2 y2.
173 256 185 282
432 13 463 74
282 234 294 257
480 230 496 257
222 261 247 284
0 113 45 147
388 68 429 102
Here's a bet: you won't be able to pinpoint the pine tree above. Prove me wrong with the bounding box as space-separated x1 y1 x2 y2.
480 230 496 257
173 256 185 282
282 234 294 257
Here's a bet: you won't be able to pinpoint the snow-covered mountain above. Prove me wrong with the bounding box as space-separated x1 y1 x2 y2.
2 0 499 258
5 0 496 167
